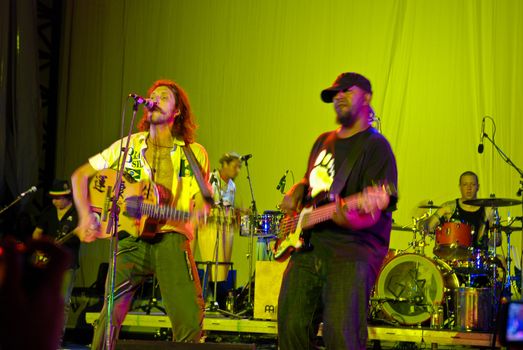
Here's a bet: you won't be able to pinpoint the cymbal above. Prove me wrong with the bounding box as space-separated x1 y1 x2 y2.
418 204 441 209
463 198 523 207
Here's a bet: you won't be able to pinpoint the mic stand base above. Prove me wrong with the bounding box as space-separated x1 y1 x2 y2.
205 301 245 319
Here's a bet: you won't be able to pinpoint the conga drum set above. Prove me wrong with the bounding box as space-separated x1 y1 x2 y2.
371 198 522 331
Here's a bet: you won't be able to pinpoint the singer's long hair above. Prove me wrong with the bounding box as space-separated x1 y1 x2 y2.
137 79 197 143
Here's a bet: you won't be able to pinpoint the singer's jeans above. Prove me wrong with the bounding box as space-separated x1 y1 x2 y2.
91 233 204 350
278 249 377 350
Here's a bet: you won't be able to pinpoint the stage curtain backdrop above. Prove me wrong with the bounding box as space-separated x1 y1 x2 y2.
56 0 523 287
0 0 42 238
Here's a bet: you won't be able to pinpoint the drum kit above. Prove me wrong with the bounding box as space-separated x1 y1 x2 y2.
371 197 523 331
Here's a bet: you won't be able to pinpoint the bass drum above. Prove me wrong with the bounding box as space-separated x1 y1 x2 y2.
375 254 459 325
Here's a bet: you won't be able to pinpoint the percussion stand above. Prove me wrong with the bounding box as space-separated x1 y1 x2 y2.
205 204 240 317
203 175 240 317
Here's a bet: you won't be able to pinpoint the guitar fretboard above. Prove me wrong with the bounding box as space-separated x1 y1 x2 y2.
278 195 361 235
126 197 191 222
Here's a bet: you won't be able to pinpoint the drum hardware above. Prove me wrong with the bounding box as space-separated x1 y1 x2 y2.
391 223 415 232
501 216 520 297
370 296 428 305
411 213 432 256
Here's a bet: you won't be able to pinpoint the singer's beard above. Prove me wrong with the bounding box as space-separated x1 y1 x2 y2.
148 112 174 125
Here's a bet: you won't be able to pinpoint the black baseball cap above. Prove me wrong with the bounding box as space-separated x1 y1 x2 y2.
321 72 372 103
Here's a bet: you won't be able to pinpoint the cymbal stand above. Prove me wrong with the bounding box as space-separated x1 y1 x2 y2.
502 216 522 296
487 206 501 323
411 210 432 256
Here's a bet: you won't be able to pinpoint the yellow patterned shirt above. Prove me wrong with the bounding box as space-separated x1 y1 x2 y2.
88 131 209 240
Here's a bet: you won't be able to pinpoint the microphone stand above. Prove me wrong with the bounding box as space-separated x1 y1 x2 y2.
482 132 523 298
104 99 139 349
238 156 257 315
0 187 36 216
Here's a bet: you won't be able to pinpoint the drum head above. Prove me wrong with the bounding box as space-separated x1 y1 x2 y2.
376 254 458 325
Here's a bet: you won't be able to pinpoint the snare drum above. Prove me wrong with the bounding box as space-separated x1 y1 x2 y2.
434 222 473 260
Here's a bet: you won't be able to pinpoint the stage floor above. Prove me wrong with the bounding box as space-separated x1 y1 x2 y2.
84 312 501 348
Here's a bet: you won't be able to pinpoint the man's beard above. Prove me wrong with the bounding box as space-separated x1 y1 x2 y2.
336 110 356 127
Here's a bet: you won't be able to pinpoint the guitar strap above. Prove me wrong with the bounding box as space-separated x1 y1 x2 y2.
328 127 377 199
181 144 214 204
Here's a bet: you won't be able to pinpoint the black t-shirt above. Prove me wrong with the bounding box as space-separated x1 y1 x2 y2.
302 127 398 270
36 205 80 269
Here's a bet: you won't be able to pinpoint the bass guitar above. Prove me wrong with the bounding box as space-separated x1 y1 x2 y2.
272 184 392 262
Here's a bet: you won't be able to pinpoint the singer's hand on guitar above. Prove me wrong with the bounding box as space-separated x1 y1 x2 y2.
278 182 306 214
75 212 100 242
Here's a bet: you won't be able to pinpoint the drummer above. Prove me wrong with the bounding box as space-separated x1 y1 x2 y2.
425 171 494 250
196 152 242 282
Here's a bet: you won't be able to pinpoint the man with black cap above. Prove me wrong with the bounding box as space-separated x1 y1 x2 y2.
33 179 80 336
277 72 398 349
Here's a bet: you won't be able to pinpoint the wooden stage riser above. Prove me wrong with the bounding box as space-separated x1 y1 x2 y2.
85 313 501 347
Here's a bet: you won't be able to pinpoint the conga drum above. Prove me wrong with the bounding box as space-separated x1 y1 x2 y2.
197 206 237 281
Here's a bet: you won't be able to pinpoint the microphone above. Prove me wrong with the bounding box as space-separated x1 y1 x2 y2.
210 171 218 186
276 170 289 194
477 117 485 153
129 93 157 110
20 186 37 197
240 154 252 161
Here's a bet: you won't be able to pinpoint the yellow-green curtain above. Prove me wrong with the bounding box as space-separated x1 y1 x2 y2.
57 0 523 287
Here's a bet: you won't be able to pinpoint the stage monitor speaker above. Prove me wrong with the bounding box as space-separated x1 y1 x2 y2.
116 340 255 349
254 260 289 320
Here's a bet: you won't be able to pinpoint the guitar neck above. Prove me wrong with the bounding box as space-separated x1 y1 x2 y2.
128 198 192 222
56 230 76 245
302 194 361 229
